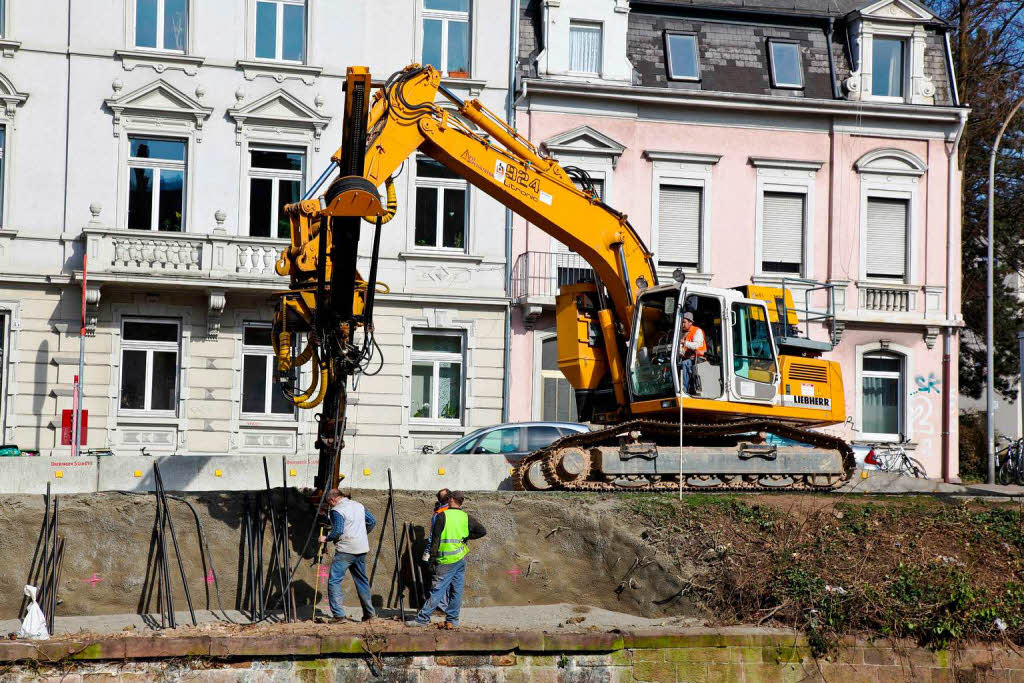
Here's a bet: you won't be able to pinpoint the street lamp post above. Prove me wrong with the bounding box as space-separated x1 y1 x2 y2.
986 97 1024 484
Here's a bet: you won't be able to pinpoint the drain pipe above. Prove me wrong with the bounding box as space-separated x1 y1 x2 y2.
825 18 840 99
501 0 519 423
942 109 967 483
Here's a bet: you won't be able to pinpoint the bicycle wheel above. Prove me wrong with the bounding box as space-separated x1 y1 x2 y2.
997 459 1013 486
905 456 927 479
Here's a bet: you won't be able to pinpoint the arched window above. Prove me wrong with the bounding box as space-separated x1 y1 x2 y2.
861 351 905 439
539 336 576 422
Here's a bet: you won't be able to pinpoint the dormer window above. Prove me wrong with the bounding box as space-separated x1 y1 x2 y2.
569 21 602 75
665 32 700 81
871 37 905 98
768 40 803 89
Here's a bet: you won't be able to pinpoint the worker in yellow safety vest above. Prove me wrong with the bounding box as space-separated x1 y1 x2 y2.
406 491 486 629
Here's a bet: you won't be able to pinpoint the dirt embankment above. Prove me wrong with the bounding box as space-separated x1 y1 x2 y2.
0 491 692 623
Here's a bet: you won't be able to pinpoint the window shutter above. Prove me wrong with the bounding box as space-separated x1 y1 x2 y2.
657 185 701 267
761 192 804 271
866 197 908 279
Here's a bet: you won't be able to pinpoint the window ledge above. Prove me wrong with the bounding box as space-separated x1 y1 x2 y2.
751 274 808 286
856 279 917 291
440 76 487 96
239 417 299 426
236 60 323 85
115 49 206 76
399 251 483 264
409 422 466 434
115 414 183 426
0 39 20 58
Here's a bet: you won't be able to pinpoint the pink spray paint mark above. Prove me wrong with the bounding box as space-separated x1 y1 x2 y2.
205 570 215 584
506 567 522 585
319 566 329 586
84 573 103 587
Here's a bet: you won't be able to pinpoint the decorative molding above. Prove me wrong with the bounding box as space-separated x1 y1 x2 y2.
643 150 722 166
0 72 27 118
923 326 940 349
855 148 928 176
543 126 627 168
227 88 330 151
398 251 485 264
833 320 846 345
84 285 101 336
440 77 487 97
0 39 21 58
114 49 206 76
207 289 226 339
858 0 936 22
104 78 212 140
235 59 323 85
749 157 825 172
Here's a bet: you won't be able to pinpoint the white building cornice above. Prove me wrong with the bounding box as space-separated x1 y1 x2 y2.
227 88 330 150
104 78 213 140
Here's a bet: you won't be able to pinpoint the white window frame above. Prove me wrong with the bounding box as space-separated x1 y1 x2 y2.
664 31 701 82
413 155 469 252
252 0 307 64
124 135 188 232
854 342 913 443
0 124 7 228
855 148 925 285
646 151 720 285
240 323 296 419
751 157 822 280
421 0 471 77
767 39 803 89
568 20 603 76
246 145 305 239
130 0 190 53
409 330 465 425
867 35 907 101
118 317 181 416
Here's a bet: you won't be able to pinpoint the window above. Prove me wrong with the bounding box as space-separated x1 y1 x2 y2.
665 33 699 81
255 0 306 62
527 425 564 450
862 352 903 438
865 197 908 280
249 148 304 239
422 0 470 77
761 191 805 274
568 21 602 75
119 319 180 413
0 127 6 226
768 40 802 88
414 157 467 250
657 184 702 269
731 303 777 385
127 137 186 232
135 0 187 52
539 337 577 422
241 325 295 416
410 332 463 422
871 37 904 98
475 427 521 454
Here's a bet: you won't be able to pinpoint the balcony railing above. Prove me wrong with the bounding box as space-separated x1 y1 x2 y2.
860 286 913 313
84 226 289 287
511 251 594 301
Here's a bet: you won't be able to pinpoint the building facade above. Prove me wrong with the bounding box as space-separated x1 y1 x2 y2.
0 0 513 458
510 0 967 478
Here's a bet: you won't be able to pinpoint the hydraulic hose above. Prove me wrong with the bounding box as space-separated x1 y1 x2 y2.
363 176 397 225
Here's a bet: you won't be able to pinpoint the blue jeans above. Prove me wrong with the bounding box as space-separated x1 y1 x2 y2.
414 558 466 626
327 551 374 620
680 357 695 395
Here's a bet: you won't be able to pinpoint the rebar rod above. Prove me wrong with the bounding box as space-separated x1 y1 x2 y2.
387 469 405 622
154 465 196 626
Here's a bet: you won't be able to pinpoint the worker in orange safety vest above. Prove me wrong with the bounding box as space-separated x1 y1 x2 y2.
679 311 706 395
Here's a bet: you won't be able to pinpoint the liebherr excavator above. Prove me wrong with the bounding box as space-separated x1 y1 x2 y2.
272 64 854 495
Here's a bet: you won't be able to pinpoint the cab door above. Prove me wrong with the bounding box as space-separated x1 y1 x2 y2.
727 299 780 404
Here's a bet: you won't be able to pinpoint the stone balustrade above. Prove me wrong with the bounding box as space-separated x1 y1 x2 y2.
860 285 914 313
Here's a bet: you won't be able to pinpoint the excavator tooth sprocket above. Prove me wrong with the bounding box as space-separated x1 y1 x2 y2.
513 419 855 493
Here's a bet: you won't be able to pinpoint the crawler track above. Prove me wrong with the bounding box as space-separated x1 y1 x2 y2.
513 419 855 492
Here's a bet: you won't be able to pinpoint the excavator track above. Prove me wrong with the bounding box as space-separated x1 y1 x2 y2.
513 419 855 492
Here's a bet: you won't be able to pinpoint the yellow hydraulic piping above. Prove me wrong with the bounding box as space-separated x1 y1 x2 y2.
457 100 551 172
363 176 397 225
295 362 328 409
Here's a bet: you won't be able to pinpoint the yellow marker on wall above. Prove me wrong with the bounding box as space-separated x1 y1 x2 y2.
363 468 371 476
438 467 446 476
55 471 64 479
134 470 142 478
861 470 869 479
289 468 297 477
215 469 223 477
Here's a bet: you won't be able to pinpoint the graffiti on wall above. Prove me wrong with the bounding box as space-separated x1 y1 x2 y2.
910 373 941 465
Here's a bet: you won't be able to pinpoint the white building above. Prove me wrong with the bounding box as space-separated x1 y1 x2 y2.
0 0 513 457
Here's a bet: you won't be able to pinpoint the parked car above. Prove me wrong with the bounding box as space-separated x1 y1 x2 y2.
426 422 590 463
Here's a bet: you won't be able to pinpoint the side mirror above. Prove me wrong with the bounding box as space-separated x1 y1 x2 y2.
421 444 435 454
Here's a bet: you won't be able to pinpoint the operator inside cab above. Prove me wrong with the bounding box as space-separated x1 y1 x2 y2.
678 311 706 396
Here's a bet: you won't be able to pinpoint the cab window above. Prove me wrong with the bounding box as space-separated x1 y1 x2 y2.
731 302 777 383
628 290 678 399
475 427 522 454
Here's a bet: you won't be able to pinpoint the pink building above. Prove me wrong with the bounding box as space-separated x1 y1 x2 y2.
510 0 968 479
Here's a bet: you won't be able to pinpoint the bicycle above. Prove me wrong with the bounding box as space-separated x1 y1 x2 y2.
864 436 927 478
996 436 1024 485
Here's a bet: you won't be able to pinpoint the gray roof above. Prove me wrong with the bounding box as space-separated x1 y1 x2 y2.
632 0 937 20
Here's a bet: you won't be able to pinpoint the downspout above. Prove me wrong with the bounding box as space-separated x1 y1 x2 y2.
825 18 840 99
943 30 961 107
501 0 519 423
942 109 967 482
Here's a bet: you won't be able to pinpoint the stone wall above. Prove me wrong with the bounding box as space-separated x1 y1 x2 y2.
2 629 1021 682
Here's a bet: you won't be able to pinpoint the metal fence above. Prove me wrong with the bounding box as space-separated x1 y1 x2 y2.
511 251 594 299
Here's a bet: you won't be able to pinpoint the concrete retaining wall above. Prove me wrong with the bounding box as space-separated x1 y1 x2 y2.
0 453 514 495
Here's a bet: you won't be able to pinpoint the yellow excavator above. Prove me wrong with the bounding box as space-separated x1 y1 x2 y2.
272 64 854 494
